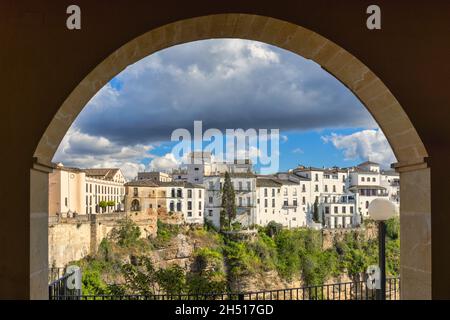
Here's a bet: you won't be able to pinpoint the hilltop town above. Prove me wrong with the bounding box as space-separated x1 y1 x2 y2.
49 151 399 231
48 152 400 293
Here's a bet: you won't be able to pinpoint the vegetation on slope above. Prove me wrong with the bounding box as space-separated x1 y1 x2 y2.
71 217 400 295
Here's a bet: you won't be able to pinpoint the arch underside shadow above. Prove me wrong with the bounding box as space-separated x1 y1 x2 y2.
34 13 427 165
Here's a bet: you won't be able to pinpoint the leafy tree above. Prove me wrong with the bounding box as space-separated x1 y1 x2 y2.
220 172 237 230
186 271 227 294
99 201 108 209
265 221 283 237
121 256 158 295
155 264 186 294
386 217 400 240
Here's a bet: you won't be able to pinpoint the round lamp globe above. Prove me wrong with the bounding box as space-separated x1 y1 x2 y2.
368 198 399 221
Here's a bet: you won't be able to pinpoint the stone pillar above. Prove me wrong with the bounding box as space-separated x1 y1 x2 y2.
30 159 53 299
394 159 431 299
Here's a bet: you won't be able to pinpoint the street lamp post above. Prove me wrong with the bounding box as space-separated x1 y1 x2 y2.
368 198 399 300
377 219 386 300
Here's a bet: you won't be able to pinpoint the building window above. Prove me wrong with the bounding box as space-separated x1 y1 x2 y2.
177 189 182 198
315 174 319 181
264 199 268 208
187 201 192 210
284 200 288 206
171 188 176 198
362 177 365 182
209 196 213 204
239 197 243 206
293 199 298 206
366 201 369 209
272 188 275 197
238 181 242 190
315 185 319 192
198 190 202 198
302 185 306 192
333 185 336 192
325 207 330 214
199 202 202 210
264 188 268 197
334 207 338 214
272 198 275 207
177 202 182 211
209 181 214 190
302 197 306 205
131 199 140 211
350 206 354 214
342 206 346 214
187 212 192 217
187 189 192 198
247 181 251 190
247 197 251 207
199 211 202 217
372 177 376 182
208 210 213 217
65 197 68 207
324 185 328 192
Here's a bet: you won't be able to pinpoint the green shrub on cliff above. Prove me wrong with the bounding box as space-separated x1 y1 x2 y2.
109 218 141 247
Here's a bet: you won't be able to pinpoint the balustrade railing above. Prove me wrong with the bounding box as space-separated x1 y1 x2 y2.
50 276 400 301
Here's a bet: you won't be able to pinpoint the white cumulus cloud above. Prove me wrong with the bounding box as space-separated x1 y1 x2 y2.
53 128 154 180
148 153 180 172
321 129 396 167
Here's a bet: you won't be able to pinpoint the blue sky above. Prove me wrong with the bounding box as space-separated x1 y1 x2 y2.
53 39 395 179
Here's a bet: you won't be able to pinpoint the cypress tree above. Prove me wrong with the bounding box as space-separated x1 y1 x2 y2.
220 172 237 230
313 198 319 223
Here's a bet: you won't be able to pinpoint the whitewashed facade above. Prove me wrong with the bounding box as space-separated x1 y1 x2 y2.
49 164 126 217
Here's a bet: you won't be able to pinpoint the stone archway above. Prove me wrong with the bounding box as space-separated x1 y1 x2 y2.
31 14 430 299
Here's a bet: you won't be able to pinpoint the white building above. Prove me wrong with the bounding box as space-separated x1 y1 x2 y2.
124 179 205 225
84 168 126 214
137 171 172 182
346 161 399 220
255 177 306 228
49 164 126 216
161 182 205 224
321 194 356 229
292 166 348 226
204 173 257 228
166 155 400 230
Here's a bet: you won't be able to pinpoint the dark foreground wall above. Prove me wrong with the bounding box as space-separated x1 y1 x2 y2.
1 0 449 299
